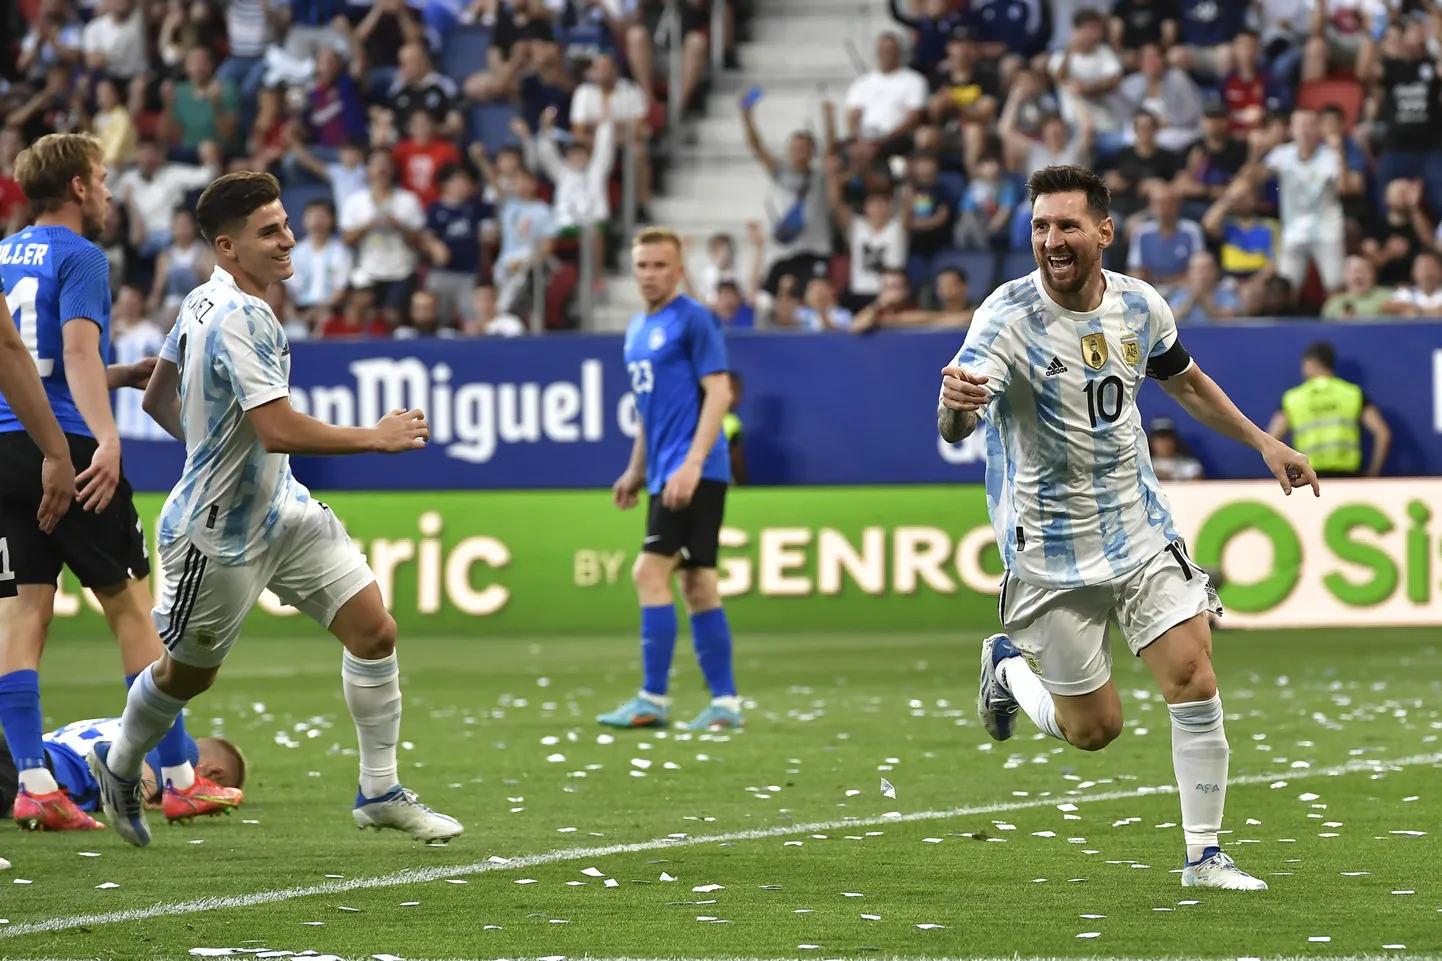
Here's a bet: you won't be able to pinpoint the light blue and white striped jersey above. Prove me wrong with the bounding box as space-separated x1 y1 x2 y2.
158 267 310 566
945 269 1188 590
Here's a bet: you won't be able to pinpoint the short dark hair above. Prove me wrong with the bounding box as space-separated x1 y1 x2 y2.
1026 164 1111 221
196 171 283 245
936 265 967 285
1302 340 1336 371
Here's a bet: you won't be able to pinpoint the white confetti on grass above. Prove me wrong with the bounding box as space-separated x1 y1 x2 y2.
693 884 724 893
95 882 119 890
581 867 606 877
880 778 896 799
915 923 945 929
861 914 880 921
1077 932 1101 939
1309 936 1332 943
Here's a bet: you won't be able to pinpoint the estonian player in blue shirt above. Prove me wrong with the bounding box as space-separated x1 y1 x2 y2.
0 133 235 833
599 227 742 731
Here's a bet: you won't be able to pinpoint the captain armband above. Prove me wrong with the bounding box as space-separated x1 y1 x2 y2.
1146 339 1193 381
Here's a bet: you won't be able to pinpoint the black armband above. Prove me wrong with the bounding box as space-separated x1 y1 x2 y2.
1146 338 1192 381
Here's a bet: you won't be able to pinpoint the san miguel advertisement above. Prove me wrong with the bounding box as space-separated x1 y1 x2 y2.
40 480 1442 638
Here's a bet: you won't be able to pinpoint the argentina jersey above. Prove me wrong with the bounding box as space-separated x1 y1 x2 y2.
623 294 730 495
42 718 190 812
946 270 1187 590
159 266 309 566
0 226 113 436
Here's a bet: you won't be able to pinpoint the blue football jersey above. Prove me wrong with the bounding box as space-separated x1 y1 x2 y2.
42 717 192 812
0 225 113 436
623 294 730 495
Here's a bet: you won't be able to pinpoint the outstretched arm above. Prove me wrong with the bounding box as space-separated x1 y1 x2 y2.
141 357 184 441
1158 362 1319 496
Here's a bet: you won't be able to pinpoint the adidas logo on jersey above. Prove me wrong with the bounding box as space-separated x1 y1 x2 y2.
1044 357 1068 377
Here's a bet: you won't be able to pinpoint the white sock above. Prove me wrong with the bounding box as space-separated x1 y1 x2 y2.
17 767 59 794
711 694 742 712
162 762 196 791
997 656 1064 740
1169 693 1228 864
639 690 672 707
109 666 189 779
343 651 402 799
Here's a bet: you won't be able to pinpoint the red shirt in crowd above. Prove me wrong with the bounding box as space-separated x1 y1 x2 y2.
392 138 461 208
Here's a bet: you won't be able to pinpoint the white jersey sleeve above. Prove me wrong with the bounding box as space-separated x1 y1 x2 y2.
160 320 181 363
942 294 1022 405
1143 286 1194 380
216 303 291 411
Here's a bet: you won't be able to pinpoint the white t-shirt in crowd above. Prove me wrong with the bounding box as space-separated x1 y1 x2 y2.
844 68 928 140
1263 142 1344 248
81 8 148 79
570 79 648 128
1386 284 1442 314
1049 45 1124 132
339 187 426 283
848 217 908 296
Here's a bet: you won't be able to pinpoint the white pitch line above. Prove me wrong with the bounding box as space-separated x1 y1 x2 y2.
2 752 1437 941
7 957 1442 961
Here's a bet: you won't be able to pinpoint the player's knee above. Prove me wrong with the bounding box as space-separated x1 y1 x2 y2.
1068 717 1122 752
153 655 217 700
348 614 398 661
631 554 670 593
677 570 719 612
1162 657 1217 704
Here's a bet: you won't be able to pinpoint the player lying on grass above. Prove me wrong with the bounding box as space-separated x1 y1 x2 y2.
1 716 244 827
940 164 1319 891
599 227 743 732
88 171 461 848
0 133 229 832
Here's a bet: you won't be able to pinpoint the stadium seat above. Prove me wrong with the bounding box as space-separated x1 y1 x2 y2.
441 26 491 81
468 103 521 151
929 249 996 292
282 183 337 239
998 249 1037 284
1297 78 1364 129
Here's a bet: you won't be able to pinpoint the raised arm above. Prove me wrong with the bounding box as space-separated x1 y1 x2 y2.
740 99 779 177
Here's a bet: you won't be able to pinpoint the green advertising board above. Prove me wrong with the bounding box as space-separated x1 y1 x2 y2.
44 488 1007 638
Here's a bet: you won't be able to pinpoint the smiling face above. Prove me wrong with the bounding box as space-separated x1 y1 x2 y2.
1030 190 1113 298
222 198 295 286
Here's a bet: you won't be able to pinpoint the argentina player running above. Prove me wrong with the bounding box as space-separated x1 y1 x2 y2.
0 133 235 833
599 228 742 732
89 172 461 847
940 166 1320 891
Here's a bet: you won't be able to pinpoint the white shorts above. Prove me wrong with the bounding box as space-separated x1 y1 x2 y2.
153 498 375 668
998 542 1221 697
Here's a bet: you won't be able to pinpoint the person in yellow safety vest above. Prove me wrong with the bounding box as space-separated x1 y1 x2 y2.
722 371 747 485
1266 340 1391 478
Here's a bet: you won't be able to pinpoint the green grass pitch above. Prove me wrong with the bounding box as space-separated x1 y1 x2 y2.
0 627 1438 961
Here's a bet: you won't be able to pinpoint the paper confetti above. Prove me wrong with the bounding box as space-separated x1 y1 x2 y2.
880 777 896 798
1077 932 1101 939
861 914 881 921
916 923 946 929
693 884 724 893
604 879 620 888
581 867 606 877
95 882 119 889
660 872 677 881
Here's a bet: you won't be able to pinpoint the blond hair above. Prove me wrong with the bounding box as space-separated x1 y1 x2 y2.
632 227 683 254
13 133 104 214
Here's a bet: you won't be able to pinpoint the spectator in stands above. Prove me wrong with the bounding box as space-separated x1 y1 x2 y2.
463 281 527 338
1255 0 1311 83
1109 0 1179 73
1357 20 1442 218
18 0 83 85
1361 178 1432 288
1220 30 1287 137
156 0 224 74
890 0 967 73
1268 340 1391 478
117 137 221 258
0 130 27 236
264 279 307 341
1322 255 1392 320
1115 44 1205 153
926 27 998 169
795 275 855 332
111 285 171 442
1146 416 1205 482
526 106 615 290
825 160 908 314
1048 10 1125 155
513 35 578 134
1303 0 1382 86
81 0 149 83
162 47 239 157
304 44 369 150
147 208 210 319
844 33 929 157
712 279 756 329
281 0 352 61
955 153 1017 250
742 96 830 298
354 0 424 90
905 264 973 327
1202 178 1279 284
422 164 492 328
1382 247 1442 317
248 86 293 175
849 268 915 334
1176 100 1248 206
389 40 466 139
1254 107 1348 296
693 232 737 307
1168 251 1240 323
1127 183 1205 293
1102 109 1183 221
902 152 957 282
493 167 557 314
1000 71 1093 176
1169 0 1246 78
92 77 137 170
1241 274 1297 317
395 289 456 339
8 62 84 144
339 147 428 326
964 0 1049 78
568 51 651 212
393 111 463 208
286 199 354 332
320 283 390 339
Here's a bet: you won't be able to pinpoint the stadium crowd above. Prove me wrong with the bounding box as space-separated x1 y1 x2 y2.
1 0 749 343
722 0 1442 332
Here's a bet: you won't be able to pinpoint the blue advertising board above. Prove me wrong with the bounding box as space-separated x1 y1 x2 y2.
118 321 1442 491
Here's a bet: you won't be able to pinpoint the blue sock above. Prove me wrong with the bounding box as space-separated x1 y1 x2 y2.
640 604 678 696
0 670 46 771
127 669 192 770
690 607 736 698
